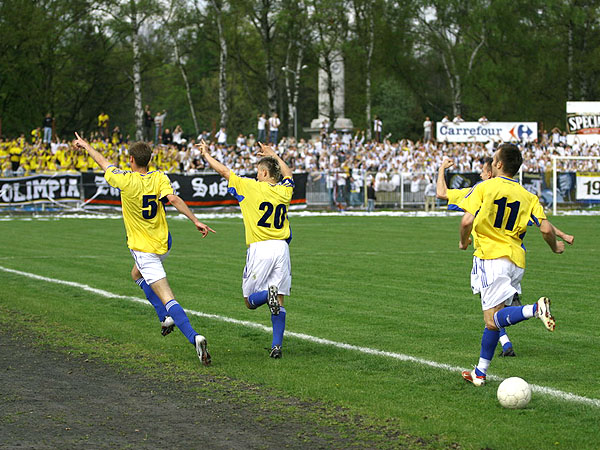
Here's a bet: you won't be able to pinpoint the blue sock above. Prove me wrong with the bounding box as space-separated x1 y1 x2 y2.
248 290 268 308
165 300 197 345
499 328 513 351
271 307 286 347
494 306 528 328
475 327 499 376
136 278 168 322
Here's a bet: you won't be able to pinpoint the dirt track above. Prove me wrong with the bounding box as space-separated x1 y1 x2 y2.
0 328 420 449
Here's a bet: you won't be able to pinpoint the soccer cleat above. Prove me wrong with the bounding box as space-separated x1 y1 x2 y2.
160 316 175 336
535 297 555 332
462 369 486 386
267 285 280 316
194 334 211 366
511 293 522 306
269 345 282 359
498 347 516 357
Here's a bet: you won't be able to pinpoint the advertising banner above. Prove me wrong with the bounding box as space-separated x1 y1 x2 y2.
436 122 538 143
576 172 600 200
0 174 81 205
82 172 308 207
566 102 600 144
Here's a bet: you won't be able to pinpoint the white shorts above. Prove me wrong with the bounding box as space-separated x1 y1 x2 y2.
471 256 524 310
130 249 170 285
242 240 291 298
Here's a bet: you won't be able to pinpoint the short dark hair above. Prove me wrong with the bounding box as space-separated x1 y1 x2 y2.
496 143 522 177
129 142 152 168
257 156 281 181
482 156 493 169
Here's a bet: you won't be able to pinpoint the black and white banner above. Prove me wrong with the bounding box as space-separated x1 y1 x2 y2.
81 172 308 207
0 174 81 205
576 172 600 200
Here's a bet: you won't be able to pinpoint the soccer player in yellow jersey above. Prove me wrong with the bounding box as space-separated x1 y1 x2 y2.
73 132 215 366
199 140 293 358
457 143 567 386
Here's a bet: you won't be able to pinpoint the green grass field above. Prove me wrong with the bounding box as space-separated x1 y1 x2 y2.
1 213 598 449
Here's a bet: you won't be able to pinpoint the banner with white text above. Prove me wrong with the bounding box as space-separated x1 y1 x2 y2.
81 172 308 207
0 174 81 205
436 122 538 143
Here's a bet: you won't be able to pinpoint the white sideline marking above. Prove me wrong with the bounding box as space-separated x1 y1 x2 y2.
2 264 599 408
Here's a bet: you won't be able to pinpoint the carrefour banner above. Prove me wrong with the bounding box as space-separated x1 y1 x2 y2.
0 174 81 205
82 172 308 207
436 122 537 143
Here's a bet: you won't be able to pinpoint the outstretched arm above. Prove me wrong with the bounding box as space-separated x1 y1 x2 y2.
539 219 565 254
436 158 454 200
166 193 216 237
198 140 230 180
257 142 292 179
73 132 110 171
551 223 574 245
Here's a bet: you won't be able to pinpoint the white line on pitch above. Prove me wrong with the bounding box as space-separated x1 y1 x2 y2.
1 264 598 409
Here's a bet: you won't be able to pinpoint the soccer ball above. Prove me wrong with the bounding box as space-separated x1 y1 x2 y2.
497 377 531 409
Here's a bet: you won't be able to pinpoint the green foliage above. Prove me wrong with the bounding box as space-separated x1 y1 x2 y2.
1 0 600 140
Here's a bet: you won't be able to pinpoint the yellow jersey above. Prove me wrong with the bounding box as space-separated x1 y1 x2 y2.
458 176 546 268
447 187 471 211
228 172 294 246
104 165 174 254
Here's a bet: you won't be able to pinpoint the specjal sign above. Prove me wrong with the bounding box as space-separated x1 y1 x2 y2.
436 122 537 143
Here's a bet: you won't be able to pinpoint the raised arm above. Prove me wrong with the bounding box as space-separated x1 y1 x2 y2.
166 193 216 237
73 132 111 171
436 158 454 200
539 219 565 254
257 142 292 179
198 140 230 180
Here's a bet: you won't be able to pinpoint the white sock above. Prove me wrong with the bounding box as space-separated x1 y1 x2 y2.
523 304 535 318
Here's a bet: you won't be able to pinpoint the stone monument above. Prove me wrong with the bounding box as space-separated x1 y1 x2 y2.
308 51 353 137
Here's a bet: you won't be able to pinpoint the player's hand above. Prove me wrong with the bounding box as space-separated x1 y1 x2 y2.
441 158 454 169
563 234 574 245
195 221 216 237
73 132 89 150
198 140 209 157
554 240 565 254
458 237 471 250
257 142 276 157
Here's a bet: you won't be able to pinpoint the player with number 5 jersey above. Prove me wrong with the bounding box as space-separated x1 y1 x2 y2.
199 139 293 359
73 133 215 368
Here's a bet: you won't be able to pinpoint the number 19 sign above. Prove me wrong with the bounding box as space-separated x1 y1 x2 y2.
576 172 600 200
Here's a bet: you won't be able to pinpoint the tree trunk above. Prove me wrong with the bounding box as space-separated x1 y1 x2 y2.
365 13 374 140
210 0 228 128
174 40 199 136
131 20 143 141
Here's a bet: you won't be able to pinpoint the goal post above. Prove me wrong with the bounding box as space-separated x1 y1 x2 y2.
552 155 600 215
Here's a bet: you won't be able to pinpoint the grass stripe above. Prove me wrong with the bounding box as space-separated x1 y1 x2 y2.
2 263 599 409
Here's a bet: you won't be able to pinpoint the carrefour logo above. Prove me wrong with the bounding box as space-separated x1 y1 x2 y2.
509 125 533 140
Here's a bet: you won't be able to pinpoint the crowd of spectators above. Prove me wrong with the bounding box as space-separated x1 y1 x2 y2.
1 122 599 183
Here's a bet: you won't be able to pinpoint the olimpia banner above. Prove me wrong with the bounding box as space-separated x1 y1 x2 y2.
436 122 538 143
81 172 308 207
0 173 81 205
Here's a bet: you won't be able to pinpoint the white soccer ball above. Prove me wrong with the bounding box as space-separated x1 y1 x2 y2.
497 377 532 409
